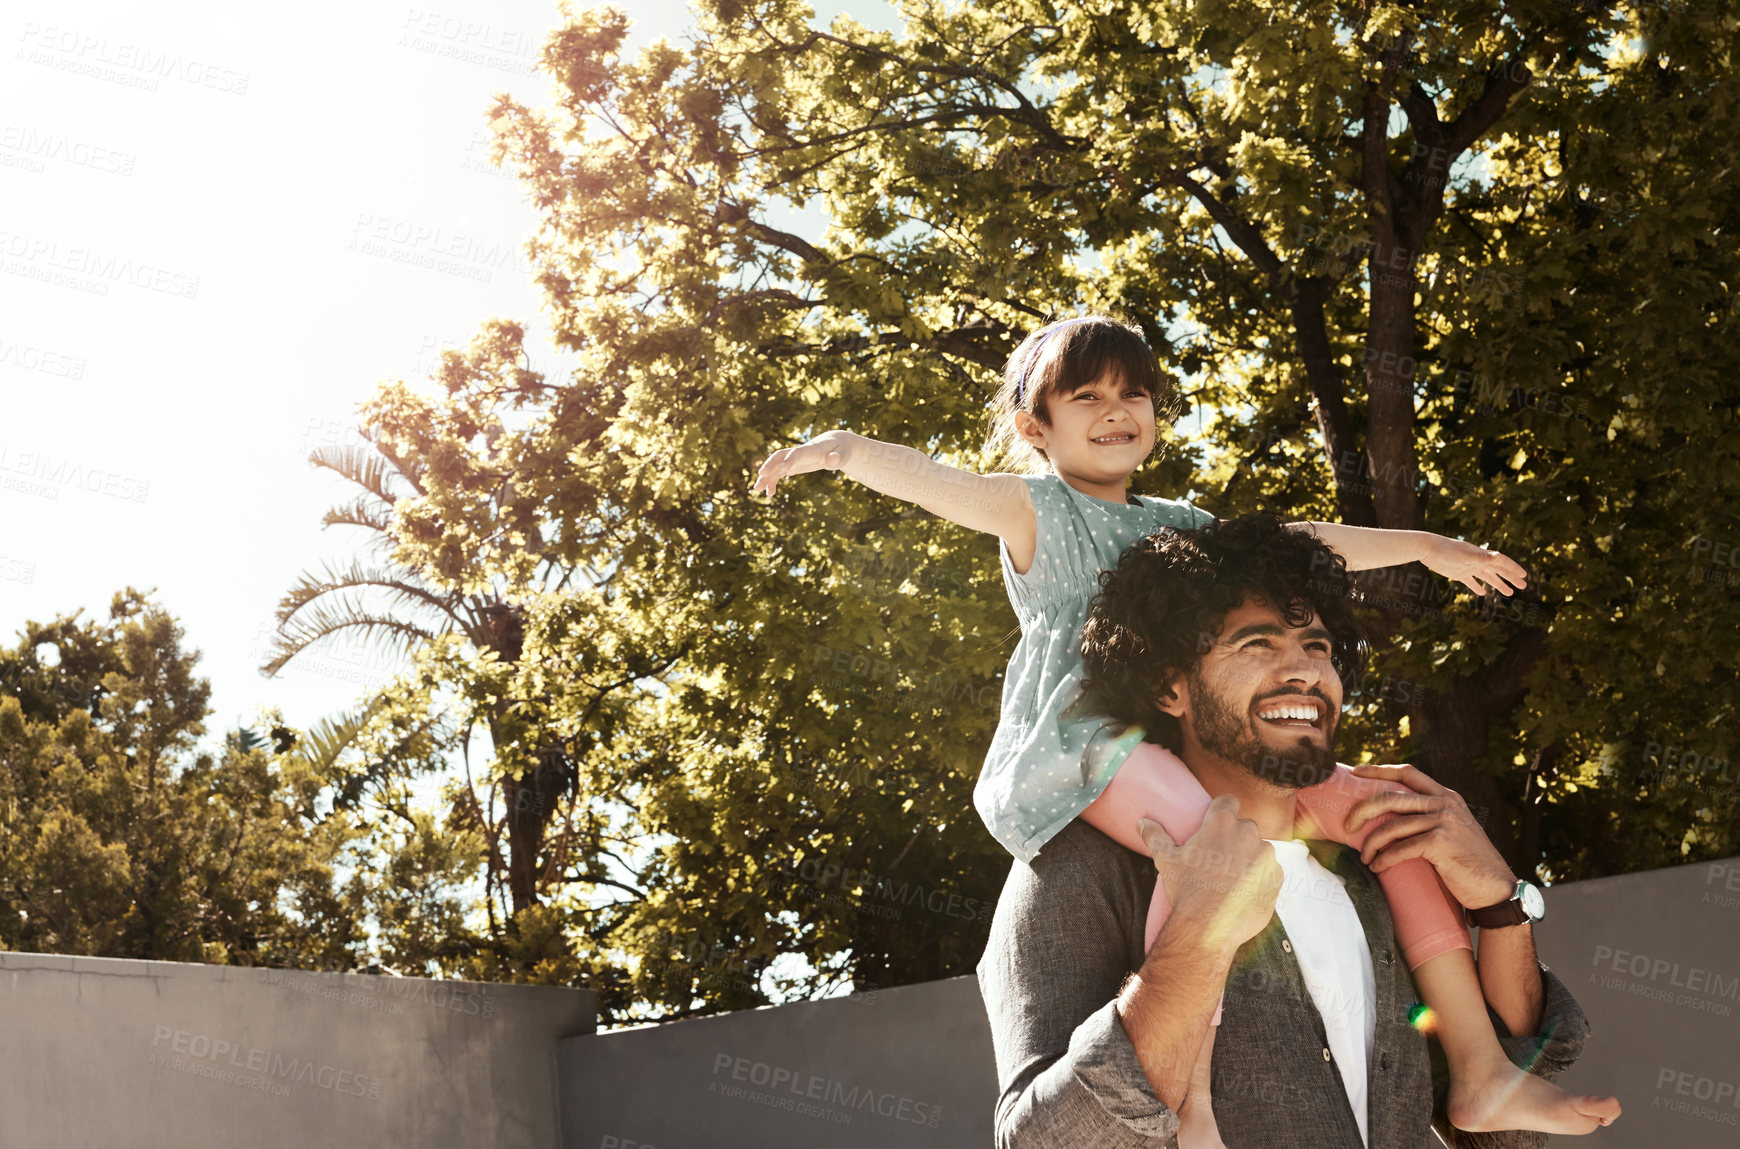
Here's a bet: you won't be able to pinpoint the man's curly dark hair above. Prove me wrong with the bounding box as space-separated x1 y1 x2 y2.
1079 512 1370 754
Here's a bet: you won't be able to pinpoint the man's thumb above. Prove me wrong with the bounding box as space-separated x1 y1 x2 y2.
1136 817 1175 854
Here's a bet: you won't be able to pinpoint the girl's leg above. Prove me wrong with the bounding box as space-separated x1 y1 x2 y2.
1080 740 1216 953
1176 1017 1227 1149
1081 741 1226 1149
1297 767 1620 1134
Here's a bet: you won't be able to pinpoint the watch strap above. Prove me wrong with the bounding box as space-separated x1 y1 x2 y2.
1465 881 1533 929
1466 899 1529 929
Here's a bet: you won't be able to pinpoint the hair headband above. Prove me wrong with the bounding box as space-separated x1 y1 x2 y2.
1015 316 1098 408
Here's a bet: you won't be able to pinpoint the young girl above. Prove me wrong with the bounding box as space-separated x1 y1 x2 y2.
752 315 1619 1143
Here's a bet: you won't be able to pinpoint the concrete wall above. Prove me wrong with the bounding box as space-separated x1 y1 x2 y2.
2 856 1733 1147
1538 857 1740 1148
557 976 995 1149
560 856 1740 1149
0 952 595 1149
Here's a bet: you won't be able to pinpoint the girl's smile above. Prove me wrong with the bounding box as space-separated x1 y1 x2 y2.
1016 370 1158 503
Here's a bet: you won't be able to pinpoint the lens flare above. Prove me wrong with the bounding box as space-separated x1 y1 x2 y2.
1408 1002 1438 1034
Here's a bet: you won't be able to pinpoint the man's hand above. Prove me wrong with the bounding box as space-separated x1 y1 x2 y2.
1420 535 1529 597
1137 794 1283 957
1344 763 1517 909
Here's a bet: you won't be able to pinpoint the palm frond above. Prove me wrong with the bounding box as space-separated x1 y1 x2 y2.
322 495 395 534
261 606 437 677
288 698 386 773
309 444 417 505
273 560 460 628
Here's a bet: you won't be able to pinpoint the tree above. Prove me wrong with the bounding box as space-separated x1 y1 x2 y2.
264 380 573 920
266 330 687 1002
0 591 363 967
299 0 1737 1019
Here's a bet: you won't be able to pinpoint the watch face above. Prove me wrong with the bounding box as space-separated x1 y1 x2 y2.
1520 882 1546 921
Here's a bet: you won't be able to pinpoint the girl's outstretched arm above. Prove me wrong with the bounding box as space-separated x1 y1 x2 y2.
1290 522 1528 597
752 429 1038 557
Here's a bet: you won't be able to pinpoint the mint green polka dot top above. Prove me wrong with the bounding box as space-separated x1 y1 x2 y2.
974 473 1214 864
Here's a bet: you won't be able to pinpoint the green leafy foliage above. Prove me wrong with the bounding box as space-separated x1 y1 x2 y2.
263 0 1738 1021
0 592 364 967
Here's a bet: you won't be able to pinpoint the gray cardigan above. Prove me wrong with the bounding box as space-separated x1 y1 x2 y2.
976 819 1591 1148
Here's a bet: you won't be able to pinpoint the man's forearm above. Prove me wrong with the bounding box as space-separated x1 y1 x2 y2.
1115 916 1236 1110
1474 923 1546 1037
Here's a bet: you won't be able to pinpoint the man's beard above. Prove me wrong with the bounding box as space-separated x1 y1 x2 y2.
1186 670 1339 790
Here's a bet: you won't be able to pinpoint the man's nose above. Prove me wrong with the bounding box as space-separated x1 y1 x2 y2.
1277 644 1328 686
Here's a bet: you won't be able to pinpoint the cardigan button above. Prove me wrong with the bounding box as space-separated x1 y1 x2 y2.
1281 939 1293 954
1322 1047 1332 1062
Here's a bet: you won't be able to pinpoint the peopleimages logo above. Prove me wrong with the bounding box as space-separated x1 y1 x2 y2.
778 855 994 925
0 337 85 379
0 230 199 299
1590 945 1738 1017
0 124 137 176
710 1052 944 1128
148 1026 382 1100
14 22 249 94
347 212 534 283
0 445 148 503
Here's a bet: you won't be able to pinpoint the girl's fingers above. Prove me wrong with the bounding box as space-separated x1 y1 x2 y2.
1483 561 1524 591
748 440 848 495
752 449 794 493
1480 551 1528 587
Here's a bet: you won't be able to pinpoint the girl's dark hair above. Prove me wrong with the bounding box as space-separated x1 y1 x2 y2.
984 315 1183 473
1079 513 1370 753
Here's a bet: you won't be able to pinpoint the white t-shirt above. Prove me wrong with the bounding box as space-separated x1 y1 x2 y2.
1267 838 1379 1147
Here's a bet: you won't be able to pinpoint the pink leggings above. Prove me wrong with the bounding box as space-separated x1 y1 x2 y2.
1081 741 1471 1021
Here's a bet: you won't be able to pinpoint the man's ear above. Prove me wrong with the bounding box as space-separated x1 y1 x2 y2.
1154 674 1188 719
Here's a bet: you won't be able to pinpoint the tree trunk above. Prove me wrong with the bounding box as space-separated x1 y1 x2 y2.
1409 628 1549 875
504 746 571 915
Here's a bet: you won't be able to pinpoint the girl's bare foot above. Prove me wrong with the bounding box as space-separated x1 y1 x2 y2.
1446 1063 1621 1134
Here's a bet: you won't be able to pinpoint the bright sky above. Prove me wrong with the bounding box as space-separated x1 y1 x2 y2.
1 0 887 739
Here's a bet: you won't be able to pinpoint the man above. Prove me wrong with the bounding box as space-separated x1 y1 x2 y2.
977 513 1597 1148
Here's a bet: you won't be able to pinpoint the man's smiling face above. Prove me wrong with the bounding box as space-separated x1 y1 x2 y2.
1163 594 1344 790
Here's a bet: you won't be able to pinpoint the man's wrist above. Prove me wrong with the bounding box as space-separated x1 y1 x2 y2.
1468 870 1524 905
1469 870 1521 909
1145 905 1244 972
1466 876 1548 930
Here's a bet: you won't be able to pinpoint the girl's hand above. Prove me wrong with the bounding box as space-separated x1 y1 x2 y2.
752 430 856 496
1422 535 1528 597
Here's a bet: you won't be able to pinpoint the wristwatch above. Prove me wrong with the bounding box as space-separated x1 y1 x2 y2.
1465 879 1546 929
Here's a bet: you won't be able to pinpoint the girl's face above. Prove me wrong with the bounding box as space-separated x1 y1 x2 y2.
1015 371 1158 489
